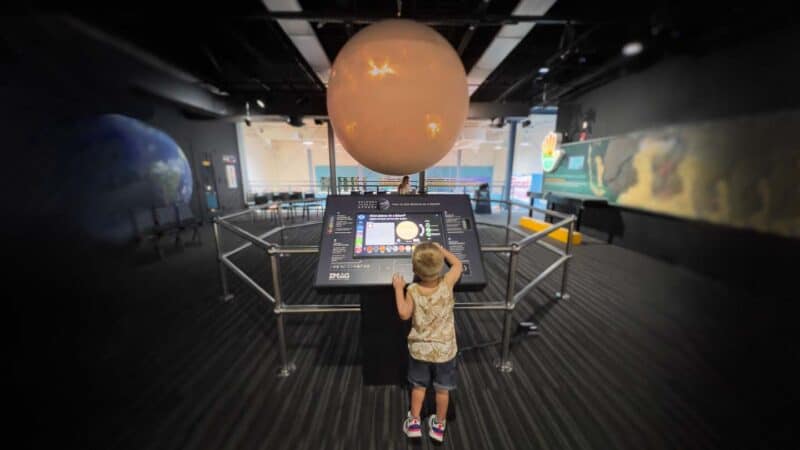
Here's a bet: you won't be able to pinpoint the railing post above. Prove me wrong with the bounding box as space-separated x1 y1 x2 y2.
278 202 286 246
496 243 520 373
213 218 234 302
271 250 295 377
505 201 513 244
555 215 575 301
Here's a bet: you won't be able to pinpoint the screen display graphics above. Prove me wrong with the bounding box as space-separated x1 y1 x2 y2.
354 213 445 257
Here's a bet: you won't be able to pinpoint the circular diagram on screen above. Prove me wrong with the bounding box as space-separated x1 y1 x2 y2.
396 220 419 240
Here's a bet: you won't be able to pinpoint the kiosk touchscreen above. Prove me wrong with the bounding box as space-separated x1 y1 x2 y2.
314 194 486 290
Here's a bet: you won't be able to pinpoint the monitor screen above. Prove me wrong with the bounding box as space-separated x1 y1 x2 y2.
354 213 445 257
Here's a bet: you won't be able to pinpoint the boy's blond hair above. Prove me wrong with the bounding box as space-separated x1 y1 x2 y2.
412 242 444 280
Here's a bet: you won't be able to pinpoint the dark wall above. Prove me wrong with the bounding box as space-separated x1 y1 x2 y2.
148 105 245 222
556 26 800 139
1 80 244 237
553 25 800 292
4 41 245 449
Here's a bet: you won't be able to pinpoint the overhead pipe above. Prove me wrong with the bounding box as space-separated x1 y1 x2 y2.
244 12 606 26
494 25 601 102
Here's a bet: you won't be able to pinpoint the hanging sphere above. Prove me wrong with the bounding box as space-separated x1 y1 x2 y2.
327 19 468 175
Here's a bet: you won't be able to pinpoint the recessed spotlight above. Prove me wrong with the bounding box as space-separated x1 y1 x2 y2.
303 140 313 146
538 67 549 74
622 41 643 57
256 99 265 108
287 116 304 127
521 142 530 146
494 145 503 150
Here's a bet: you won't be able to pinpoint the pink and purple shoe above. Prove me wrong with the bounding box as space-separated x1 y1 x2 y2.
427 415 446 442
403 412 422 438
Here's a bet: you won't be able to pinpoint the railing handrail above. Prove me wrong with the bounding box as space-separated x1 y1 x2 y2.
213 197 577 377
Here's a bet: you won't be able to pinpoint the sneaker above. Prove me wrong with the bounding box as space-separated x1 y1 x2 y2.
403 412 422 438
427 415 446 442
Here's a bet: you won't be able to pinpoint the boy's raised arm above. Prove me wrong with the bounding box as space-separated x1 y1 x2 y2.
434 243 463 289
393 273 413 320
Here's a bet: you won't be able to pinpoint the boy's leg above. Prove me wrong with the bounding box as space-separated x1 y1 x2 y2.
431 357 457 422
411 386 426 418
435 390 449 423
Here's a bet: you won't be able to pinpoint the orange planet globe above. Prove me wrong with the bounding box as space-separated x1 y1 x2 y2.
327 19 469 175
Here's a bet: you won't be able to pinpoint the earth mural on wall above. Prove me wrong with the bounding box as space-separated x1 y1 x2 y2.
543 110 800 239
40 114 193 244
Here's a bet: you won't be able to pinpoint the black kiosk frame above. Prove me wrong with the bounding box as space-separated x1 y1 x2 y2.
212 195 578 384
313 194 488 387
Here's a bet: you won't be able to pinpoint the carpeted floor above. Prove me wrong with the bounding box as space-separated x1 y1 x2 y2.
15 213 797 450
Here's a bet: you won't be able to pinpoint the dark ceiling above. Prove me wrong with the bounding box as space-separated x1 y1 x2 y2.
8 0 799 117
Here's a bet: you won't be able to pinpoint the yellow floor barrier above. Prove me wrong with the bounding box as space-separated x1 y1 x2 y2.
519 216 582 245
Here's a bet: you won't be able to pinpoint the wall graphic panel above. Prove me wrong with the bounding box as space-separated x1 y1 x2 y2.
544 110 800 239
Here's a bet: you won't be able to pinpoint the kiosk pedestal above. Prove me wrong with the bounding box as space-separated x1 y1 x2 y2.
316 195 483 421
360 288 410 386
359 288 456 421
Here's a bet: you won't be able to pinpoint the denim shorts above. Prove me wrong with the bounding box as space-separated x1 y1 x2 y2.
407 356 458 391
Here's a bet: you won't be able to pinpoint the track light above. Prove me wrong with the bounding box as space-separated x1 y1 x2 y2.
245 102 251 127
538 67 549 75
521 119 531 128
256 99 265 108
622 41 643 57
287 116 304 127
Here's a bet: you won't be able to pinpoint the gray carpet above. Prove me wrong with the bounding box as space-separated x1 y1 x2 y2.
72 214 790 450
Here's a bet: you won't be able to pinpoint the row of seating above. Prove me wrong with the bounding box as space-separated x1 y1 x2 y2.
251 192 323 222
131 202 202 259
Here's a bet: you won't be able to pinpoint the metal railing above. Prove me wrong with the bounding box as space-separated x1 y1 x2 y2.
213 198 576 377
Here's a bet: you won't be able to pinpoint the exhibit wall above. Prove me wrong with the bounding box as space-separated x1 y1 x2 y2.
545 110 800 240
553 25 800 290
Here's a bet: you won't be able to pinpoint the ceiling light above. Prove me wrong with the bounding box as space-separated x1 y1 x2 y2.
303 140 313 146
287 116 304 127
622 41 643 57
538 67 549 74
495 145 503 150
521 142 530 146
490 117 505 128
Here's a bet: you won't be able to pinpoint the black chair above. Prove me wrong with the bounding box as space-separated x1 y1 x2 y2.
302 192 323 219
474 185 492 214
131 208 165 259
288 192 304 220
275 192 293 221
154 205 184 252
253 194 270 222
175 202 202 245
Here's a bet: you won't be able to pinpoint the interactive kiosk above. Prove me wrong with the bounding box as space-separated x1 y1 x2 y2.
315 194 486 387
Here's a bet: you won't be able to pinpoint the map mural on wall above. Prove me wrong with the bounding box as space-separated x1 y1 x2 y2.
543 110 800 239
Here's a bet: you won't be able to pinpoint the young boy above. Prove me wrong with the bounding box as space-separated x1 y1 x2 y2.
392 241 463 443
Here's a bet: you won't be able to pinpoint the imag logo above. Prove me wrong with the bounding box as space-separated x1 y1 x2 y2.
328 272 351 280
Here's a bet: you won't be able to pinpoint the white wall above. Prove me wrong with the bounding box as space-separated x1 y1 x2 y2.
241 116 555 195
512 114 557 176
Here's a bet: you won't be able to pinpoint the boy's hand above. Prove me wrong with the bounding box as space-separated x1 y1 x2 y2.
392 273 406 290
